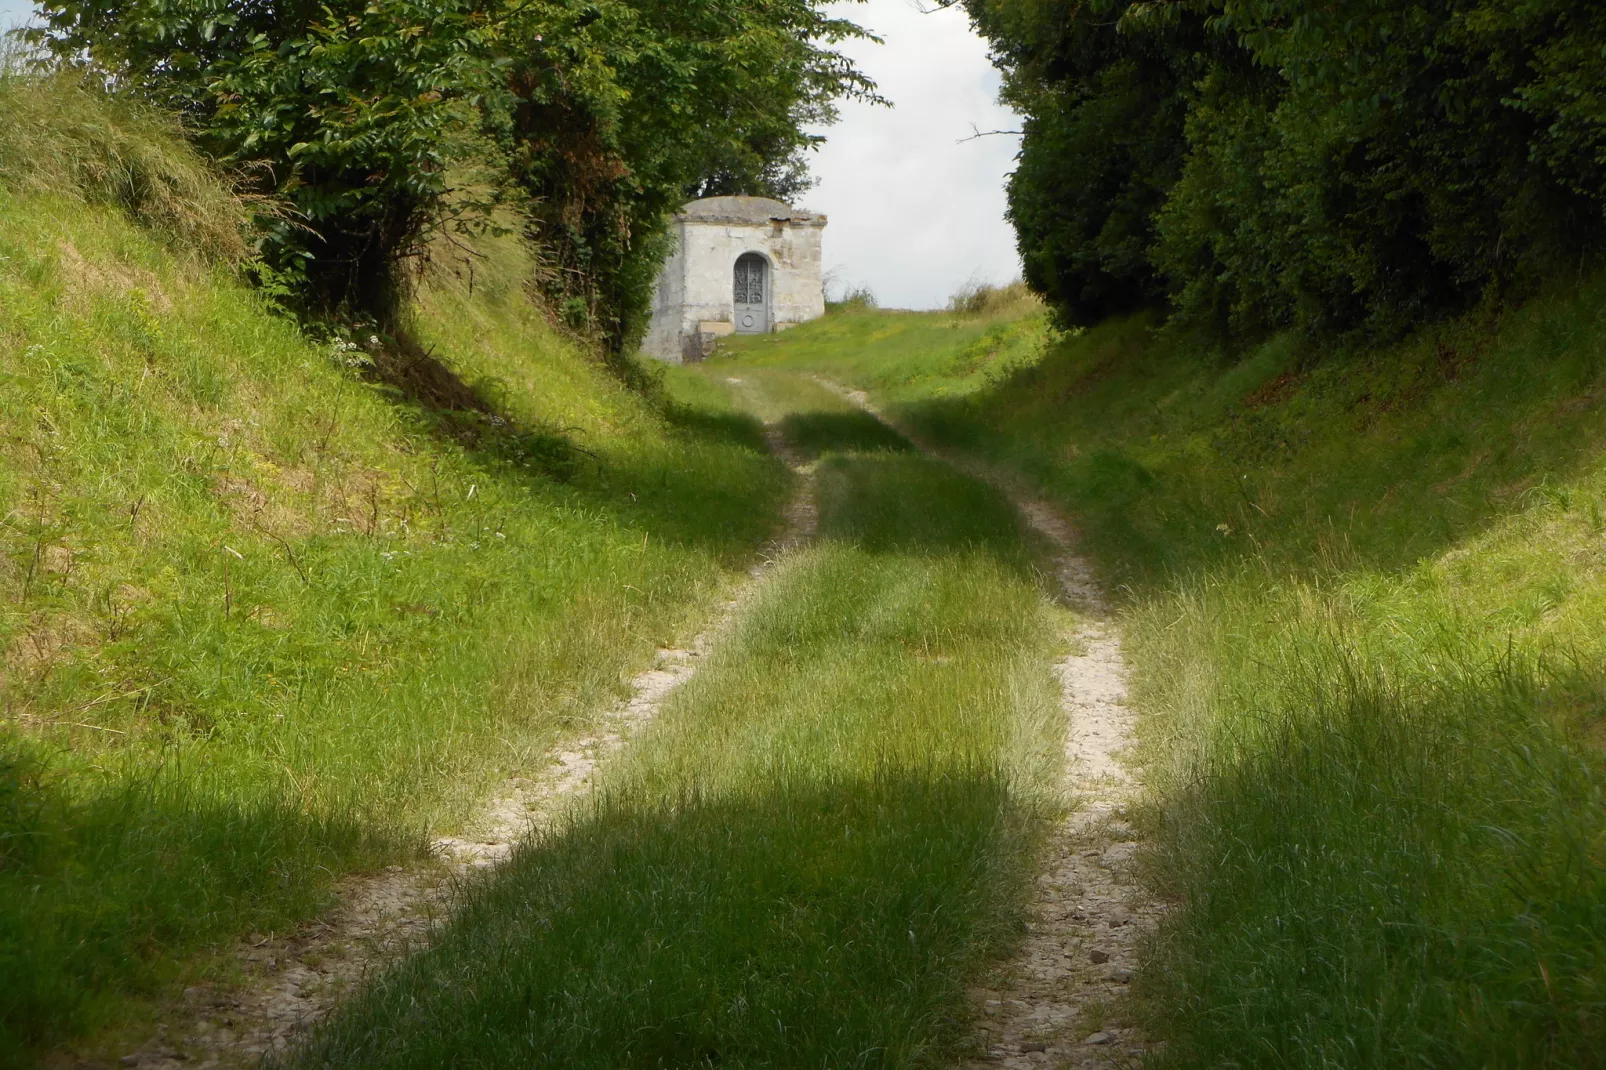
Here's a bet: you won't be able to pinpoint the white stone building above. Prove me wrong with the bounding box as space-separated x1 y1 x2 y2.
641 196 827 363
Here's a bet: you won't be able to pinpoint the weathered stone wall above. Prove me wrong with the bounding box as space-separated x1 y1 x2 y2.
642 199 827 363
643 236 689 362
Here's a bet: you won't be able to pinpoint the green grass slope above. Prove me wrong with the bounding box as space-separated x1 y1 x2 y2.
720 289 1606 1067
0 75 785 1062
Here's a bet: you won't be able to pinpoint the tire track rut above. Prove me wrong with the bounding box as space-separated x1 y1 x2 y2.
813 378 1158 1069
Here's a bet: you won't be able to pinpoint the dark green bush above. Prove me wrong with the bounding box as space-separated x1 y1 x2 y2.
966 1 1222 327
32 0 506 315
957 0 1606 340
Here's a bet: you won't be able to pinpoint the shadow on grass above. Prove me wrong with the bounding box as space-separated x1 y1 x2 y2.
1145 657 1606 1069
582 448 784 563
813 451 1041 577
0 740 400 1062
361 328 787 560
661 398 772 456
365 329 591 482
283 771 1037 1070
780 410 914 461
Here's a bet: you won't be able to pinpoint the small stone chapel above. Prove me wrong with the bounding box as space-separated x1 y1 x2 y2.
642 196 827 363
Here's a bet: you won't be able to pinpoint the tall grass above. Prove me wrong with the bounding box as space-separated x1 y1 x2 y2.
826 282 879 315
0 62 248 262
283 373 1069 1068
718 282 1606 1064
948 279 1039 318
1134 584 1606 1066
0 74 786 1061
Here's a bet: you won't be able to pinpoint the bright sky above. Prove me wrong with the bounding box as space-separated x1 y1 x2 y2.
0 0 29 30
808 0 1022 309
0 0 1022 310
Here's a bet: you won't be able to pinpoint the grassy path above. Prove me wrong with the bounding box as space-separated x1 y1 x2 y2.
813 379 1157 1066
276 371 1082 1068
720 300 1606 1066
105 401 823 1070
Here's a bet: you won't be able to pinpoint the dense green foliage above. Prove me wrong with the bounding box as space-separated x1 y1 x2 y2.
28 0 875 331
958 0 1606 338
30 0 507 312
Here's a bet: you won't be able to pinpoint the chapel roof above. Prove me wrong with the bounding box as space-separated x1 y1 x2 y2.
677 196 825 226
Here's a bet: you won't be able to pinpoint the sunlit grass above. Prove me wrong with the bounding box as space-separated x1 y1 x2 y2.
719 283 1606 1066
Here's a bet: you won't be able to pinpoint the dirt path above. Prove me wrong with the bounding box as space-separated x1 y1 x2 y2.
88 375 1147 1069
93 426 816 1070
814 379 1158 1068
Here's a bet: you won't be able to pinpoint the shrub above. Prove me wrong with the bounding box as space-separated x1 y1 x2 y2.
948 279 1038 317
958 0 1606 341
30 0 508 316
828 283 878 314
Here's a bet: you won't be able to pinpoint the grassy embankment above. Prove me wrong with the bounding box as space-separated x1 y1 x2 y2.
721 286 1606 1066
0 73 788 1062
286 372 1070 1067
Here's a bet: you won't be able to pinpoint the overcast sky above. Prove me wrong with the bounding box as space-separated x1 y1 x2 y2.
809 0 1022 309
1 0 1021 309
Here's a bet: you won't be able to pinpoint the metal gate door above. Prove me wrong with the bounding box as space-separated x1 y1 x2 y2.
733 253 769 334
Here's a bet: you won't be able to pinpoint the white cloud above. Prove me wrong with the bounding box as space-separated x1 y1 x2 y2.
805 0 1022 309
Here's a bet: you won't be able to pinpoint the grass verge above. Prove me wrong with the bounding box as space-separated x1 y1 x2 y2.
716 284 1606 1066
0 73 785 1062
282 370 1068 1068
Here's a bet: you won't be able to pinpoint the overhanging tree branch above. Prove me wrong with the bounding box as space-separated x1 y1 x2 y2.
957 123 1023 144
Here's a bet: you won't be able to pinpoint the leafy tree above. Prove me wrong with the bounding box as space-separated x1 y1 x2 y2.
504 0 880 350
961 0 1227 327
30 0 877 342
31 0 508 316
953 0 1606 340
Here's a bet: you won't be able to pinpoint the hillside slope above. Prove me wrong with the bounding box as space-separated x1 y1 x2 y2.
0 76 785 1062
722 286 1606 1066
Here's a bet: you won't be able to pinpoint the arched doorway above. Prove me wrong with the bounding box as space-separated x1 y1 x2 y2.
733 253 770 334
